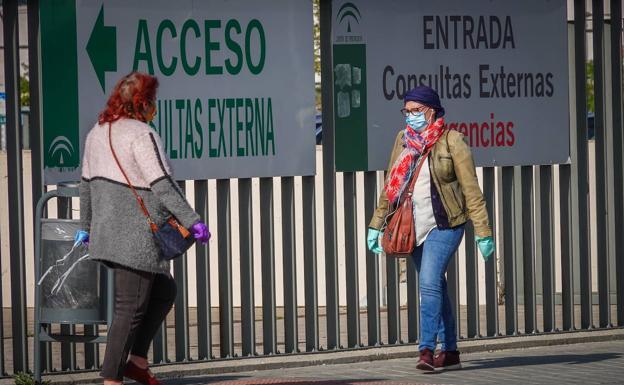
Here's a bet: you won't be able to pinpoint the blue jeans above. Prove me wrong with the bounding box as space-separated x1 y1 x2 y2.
411 225 465 352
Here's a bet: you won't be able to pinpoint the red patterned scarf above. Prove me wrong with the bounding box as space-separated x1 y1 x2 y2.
384 118 446 204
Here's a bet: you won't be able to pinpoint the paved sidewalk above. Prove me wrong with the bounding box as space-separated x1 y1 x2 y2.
166 339 624 385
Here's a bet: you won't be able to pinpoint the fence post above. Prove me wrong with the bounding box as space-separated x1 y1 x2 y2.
610 0 624 327
364 172 381 346
592 0 612 328
320 0 340 350
238 178 256 356
174 181 191 361
194 180 213 359
573 0 593 331
260 178 277 355
217 179 234 358
4 0 29 372
302 175 319 351
282 177 299 353
483 168 499 337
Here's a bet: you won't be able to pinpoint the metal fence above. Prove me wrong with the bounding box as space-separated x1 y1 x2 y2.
0 0 622 379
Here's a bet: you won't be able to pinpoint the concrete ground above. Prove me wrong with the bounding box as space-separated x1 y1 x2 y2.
167 339 624 385
17 328 624 385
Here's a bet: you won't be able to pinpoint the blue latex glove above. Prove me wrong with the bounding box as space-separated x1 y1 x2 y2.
367 228 384 254
74 230 89 246
476 236 494 261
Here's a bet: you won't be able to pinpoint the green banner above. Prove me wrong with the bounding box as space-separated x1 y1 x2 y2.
333 43 367 172
41 0 80 171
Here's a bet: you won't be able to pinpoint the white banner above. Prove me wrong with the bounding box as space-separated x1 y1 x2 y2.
332 0 570 170
43 0 316 183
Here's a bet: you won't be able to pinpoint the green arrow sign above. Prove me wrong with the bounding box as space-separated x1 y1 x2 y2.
86 5 117 92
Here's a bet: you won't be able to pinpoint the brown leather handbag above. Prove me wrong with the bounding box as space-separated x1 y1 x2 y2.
382 148 432 257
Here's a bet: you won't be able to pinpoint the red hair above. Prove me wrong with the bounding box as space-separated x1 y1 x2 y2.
98 72 159 124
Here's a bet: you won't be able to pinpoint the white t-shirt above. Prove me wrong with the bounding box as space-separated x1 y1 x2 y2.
412 157 438 246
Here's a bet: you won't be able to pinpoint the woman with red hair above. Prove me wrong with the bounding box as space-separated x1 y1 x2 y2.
77 72 210 385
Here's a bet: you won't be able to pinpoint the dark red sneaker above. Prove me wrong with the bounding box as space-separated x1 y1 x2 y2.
434 350 462 371
123 360 163 385
416 348 435 371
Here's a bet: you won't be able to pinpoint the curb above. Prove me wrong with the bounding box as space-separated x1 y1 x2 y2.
13 328 624 385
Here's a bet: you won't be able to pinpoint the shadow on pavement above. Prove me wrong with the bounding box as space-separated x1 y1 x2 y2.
460 352 623 371
162 375 246 384
164 378 396 385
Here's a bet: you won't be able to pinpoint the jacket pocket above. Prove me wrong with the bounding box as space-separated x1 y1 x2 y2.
440 182 466 220
450 182 466 215
436 154 456 183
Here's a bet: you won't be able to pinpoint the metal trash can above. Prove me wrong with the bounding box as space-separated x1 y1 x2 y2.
34 182 113 384
38 220 104 323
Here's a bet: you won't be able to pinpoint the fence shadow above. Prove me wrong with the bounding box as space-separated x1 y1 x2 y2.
164 377 388 385
459 352 622 371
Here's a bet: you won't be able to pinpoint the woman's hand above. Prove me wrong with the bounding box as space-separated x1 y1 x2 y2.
367 228 384 254
191 221 211 244
476 236 494 261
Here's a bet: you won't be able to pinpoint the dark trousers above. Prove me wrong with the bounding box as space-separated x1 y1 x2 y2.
100 265 177 381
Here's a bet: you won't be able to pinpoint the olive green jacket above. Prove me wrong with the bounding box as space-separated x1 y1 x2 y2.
369 129 492 238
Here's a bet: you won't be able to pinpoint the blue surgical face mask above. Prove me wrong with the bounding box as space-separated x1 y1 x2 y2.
406 111 428 131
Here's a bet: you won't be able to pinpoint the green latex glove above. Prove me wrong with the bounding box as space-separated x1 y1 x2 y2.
476 236 495 261
367 228 384 254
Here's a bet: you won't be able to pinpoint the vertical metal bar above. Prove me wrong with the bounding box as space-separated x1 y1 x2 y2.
560 22 576 332
194 180 212 359
446 252 460 340
574 0 593 330
386 258 400 344
76 190 98 370
343 172 360 348
27 0 44 215
521 166 537 334
512 167 525 334
364 172 380 346
483 168 499 336
406 255 419 343
174 181 190 362
33 194 43 381
0 195 6 376
560 165 575 331
502 167 517 335
4 0 28 373
217 179 234 358
83 325 98 370
58 196 76 370
539 166 556 332
281 177 299 353
152 324 168 364
302 175 319 352
465 223 479 338
593 0 611 328
260 177 277 355
320 0 340 350
602 2 618 330
238 178 256 357
610 0 624 327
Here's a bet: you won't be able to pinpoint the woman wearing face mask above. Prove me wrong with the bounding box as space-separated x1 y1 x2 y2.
76 72 210 385
367 86 494 372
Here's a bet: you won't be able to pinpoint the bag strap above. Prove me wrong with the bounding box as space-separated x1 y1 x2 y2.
108 122 158 232
399 146 433 204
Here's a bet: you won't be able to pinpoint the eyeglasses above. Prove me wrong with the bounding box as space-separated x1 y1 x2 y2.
400 106 429 117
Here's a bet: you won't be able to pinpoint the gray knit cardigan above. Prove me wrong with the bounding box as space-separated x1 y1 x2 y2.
79 118 200 275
